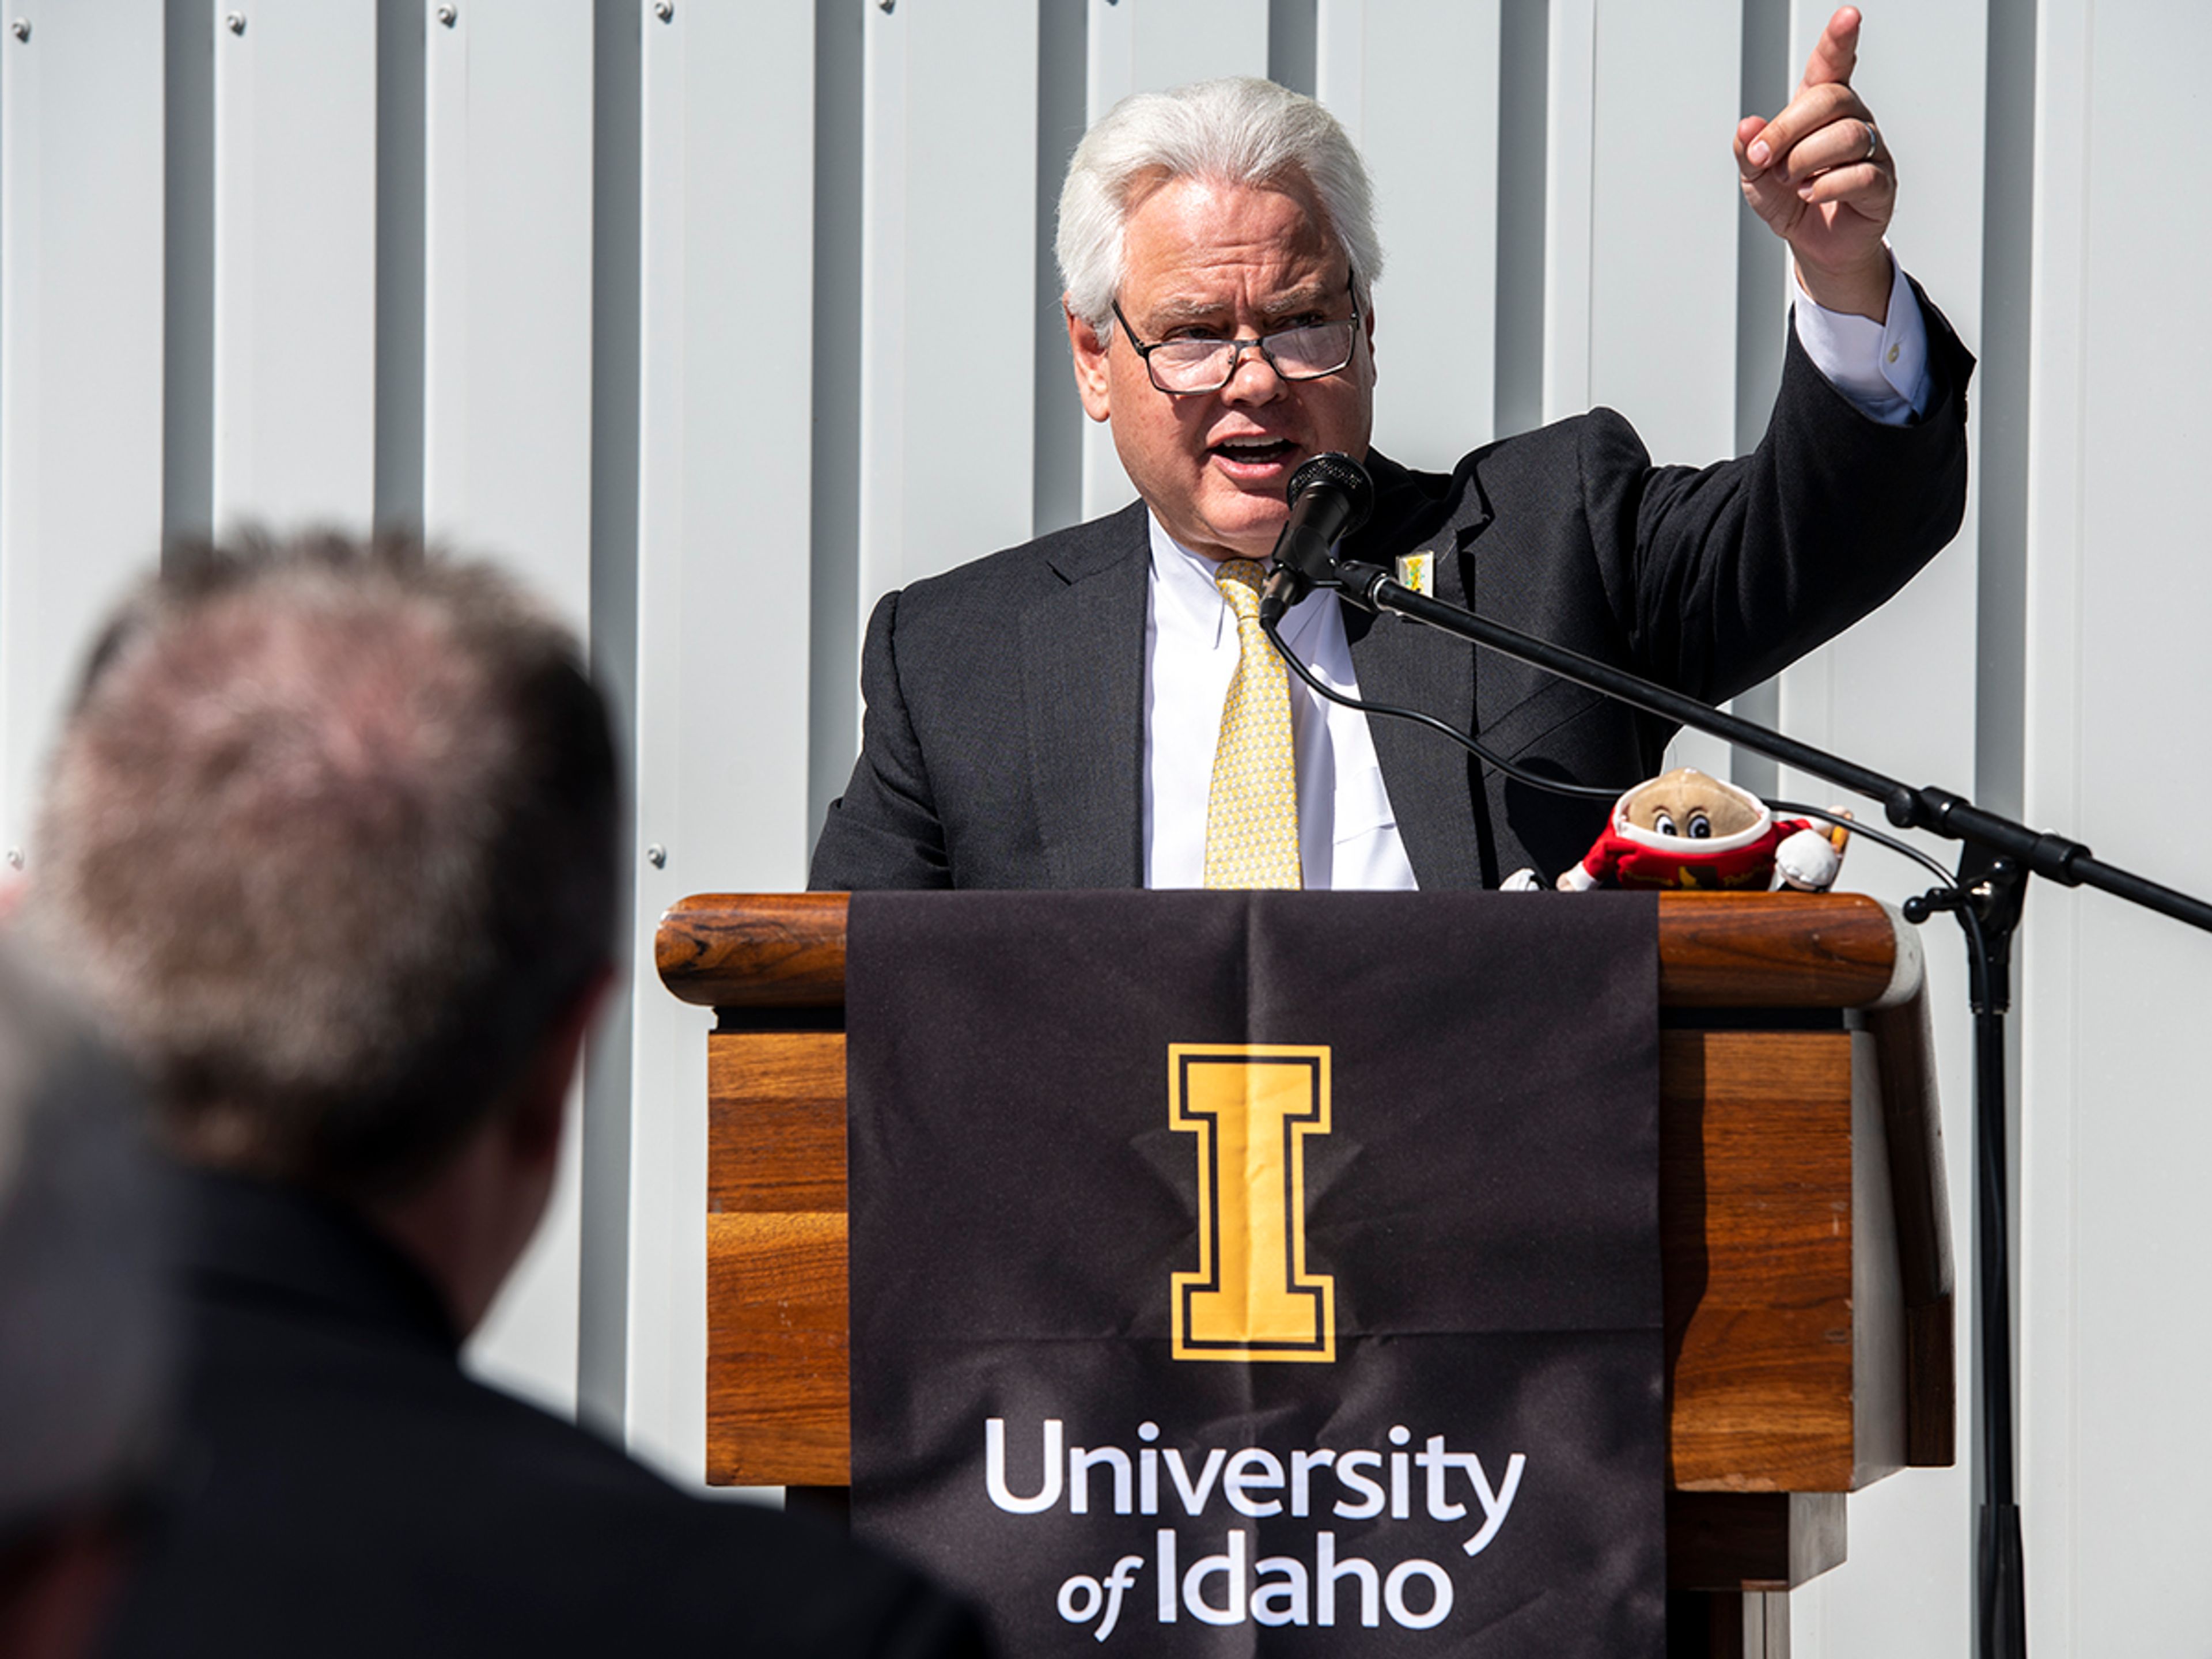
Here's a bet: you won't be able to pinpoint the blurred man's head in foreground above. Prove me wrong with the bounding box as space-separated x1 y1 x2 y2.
31 531 619 1327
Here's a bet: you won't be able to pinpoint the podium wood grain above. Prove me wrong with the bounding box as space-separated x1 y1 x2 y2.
702 1028 1889 1494
677 892 1952 1588
661 889 1908 1012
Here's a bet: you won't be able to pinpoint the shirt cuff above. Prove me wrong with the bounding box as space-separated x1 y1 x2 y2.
1791 251 1932 425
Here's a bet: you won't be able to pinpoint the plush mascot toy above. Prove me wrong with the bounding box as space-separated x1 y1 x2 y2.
1528 767 1849 893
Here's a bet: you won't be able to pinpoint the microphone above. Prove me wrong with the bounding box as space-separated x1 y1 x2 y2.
1259 453 1376 626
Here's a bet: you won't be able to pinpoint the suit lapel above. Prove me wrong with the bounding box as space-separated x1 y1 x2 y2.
1020 503 1150 888
1343 454 1491 890
1344 597 1483 889
1010 462 1498 892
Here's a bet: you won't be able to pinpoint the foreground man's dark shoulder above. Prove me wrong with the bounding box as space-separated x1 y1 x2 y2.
101 1171 988 1658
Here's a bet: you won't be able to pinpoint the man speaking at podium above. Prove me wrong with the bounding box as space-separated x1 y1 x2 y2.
810 9 1972 895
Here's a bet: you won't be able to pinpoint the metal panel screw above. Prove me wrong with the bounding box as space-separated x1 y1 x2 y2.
225 11 245 35
646 844 667 869
4 850 22 870
653 0 672 17
8 20 27 42
437 3 456 24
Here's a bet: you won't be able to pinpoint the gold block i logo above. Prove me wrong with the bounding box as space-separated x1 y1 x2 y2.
1169 1044 1336 1363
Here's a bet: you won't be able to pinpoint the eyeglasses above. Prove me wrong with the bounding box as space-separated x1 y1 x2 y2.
1110 273 1362 396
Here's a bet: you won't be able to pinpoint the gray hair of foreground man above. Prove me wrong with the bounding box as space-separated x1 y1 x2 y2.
33 532 618 1202
1055 75 1384 330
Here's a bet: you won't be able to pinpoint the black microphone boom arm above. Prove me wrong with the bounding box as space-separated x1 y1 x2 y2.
1328 555 2212 930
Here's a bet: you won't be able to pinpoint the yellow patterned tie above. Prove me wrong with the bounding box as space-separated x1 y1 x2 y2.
1203 559 1302 889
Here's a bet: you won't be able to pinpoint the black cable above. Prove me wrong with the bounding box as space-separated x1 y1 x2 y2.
1261 612 1620 801
1266 615 1992 897
1770 798 1959 888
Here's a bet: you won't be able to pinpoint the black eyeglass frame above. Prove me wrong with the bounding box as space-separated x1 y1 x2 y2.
1108 271 1364 397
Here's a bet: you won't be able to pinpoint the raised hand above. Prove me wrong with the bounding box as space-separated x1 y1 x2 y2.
1736 6 1896 320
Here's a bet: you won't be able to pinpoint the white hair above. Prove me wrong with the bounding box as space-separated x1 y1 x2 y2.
1056 77 1382 330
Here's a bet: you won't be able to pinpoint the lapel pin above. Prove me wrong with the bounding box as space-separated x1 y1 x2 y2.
1395 551 1435 597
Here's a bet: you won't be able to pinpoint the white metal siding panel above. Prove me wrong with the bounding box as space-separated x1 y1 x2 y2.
1775 7 1995 1647
1586 0 1737 462
858 0 1037 604
1770 9 1988 1649
210 0 379 530
421 0 595 623
420 0 598 1424
1587 0 1733 781
1319 0 1502 473
1541 0 1593 424
2023 4 2212 1652
624 0 816 1486
2019 1 2089 1644
0 0 165 865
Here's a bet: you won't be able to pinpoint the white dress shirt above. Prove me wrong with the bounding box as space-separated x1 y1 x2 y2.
1144 521 1421 889
1141 263 1935 891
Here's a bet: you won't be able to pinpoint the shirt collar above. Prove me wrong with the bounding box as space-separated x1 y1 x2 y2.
1145 512 1335 649
172 1165 463 1355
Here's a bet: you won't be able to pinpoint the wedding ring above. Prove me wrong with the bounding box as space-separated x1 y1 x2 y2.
1863 121 1880 161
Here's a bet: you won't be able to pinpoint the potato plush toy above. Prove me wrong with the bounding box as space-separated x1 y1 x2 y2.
1540 767 1849 893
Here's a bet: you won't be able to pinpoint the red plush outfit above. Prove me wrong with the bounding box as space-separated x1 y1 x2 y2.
1574 816 1817 891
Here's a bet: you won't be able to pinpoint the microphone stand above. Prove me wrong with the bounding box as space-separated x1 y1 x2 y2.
1295 552 2212 1659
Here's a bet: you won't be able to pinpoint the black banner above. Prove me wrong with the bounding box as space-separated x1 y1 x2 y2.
847 891 1662 1656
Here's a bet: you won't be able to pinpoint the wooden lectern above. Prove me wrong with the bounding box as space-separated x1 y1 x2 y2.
657 891 1953 1659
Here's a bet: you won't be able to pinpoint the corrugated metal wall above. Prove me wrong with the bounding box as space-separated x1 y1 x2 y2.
3 3 2205 1652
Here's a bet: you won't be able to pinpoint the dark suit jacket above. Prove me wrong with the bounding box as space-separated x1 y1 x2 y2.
101 1170 988 1658
811 300 1973 892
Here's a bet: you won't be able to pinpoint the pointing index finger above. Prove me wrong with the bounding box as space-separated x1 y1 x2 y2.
1799 6 1861 93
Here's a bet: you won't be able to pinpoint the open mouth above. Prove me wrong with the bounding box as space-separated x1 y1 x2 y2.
1209 436 1298 468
